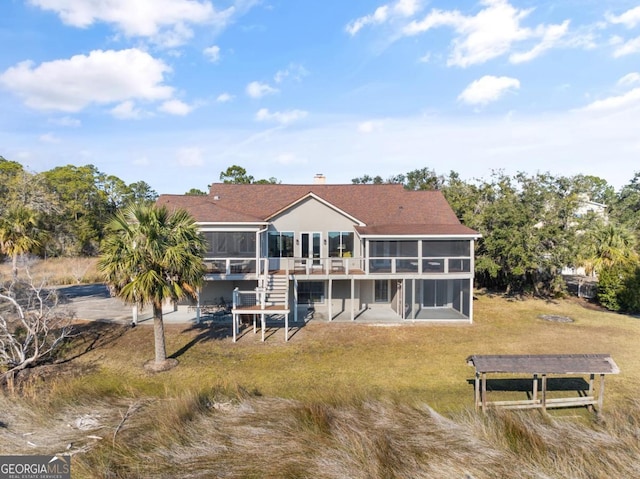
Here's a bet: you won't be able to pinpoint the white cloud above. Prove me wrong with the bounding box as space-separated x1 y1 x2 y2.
358 120 383 133
458 75 520 106
177 147 204 167
27 0 235 47
48 116 81 127
618 72 640 87
203 45 221 62
274 63 309 83
255 108 308 124
612 35 640 57
159 99 193 115
39 132 61 143
418 52 431 63
581 88 640 112
110 100 145 119
216 92 234 103
246 81 278 98
509 20 570 63
0 49 173 112
403 0 569 67
346 0 421 35
607 6 640 29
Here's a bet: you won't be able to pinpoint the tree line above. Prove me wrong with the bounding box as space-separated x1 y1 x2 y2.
0 156 157 260
354 167 640 312
1 156 639 312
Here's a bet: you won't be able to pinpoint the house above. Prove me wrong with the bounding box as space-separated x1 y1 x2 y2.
156 178 481 329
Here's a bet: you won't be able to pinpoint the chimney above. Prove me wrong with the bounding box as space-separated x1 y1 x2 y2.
313 173 326 184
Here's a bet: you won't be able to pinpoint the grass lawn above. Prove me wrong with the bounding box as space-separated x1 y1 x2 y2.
58 292 640 414
4 291 640 478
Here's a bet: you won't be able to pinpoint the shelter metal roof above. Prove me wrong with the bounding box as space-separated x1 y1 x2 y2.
466 354 620 375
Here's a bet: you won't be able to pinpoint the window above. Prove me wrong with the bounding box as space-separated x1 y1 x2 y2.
328 232 354 257
374 280 389 302
298 281 325 304
203 232 256 258
268 231 294 257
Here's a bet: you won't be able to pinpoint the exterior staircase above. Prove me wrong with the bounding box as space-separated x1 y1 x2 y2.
261 273 289 308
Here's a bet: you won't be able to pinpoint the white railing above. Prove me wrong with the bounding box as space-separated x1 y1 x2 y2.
367 257 471 274
209 256 471 276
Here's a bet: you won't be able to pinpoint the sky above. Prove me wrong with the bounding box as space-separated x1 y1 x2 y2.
1 0 640 195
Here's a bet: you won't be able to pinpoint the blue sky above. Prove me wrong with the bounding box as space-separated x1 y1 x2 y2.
2 0 640 195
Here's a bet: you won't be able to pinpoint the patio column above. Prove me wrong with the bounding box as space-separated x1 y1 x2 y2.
411 279 416 320
351 278 355 320
293 277 298 322
328 279 333 321
195 289 201 324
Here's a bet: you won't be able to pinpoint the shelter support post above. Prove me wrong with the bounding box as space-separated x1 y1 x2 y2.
481 373 487 412
532 374 538 403
598 374 605 413
474 372 480 411
541 374 547 413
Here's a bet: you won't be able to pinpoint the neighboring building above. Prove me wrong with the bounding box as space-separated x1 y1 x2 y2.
156 180 481 324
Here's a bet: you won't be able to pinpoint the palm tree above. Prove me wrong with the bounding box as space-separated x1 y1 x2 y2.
580 223 638 275
98 204 205 369
0 205 41 279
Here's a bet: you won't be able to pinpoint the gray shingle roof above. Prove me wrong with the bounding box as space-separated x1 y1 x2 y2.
466 354 620 375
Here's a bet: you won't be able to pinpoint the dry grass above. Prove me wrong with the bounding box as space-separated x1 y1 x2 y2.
46 291 640 412
0 257 101 285
1 261 640 477
7 389 635 479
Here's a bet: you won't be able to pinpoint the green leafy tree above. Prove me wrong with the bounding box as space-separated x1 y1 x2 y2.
127 181 158 204
220 165 254 184
185 188 207 196
471 172 579 295
404 167 444 190
611 172 640 235
219 165 279 185
98 204 206 369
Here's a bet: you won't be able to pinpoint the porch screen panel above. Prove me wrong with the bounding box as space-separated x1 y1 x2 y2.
423 240 470 257
205 232 256 258
370 240 418 257
422 279 449 307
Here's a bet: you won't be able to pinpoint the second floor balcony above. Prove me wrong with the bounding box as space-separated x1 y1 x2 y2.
203 255 472 277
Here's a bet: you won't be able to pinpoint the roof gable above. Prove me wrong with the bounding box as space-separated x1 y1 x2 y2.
266 192 365 226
